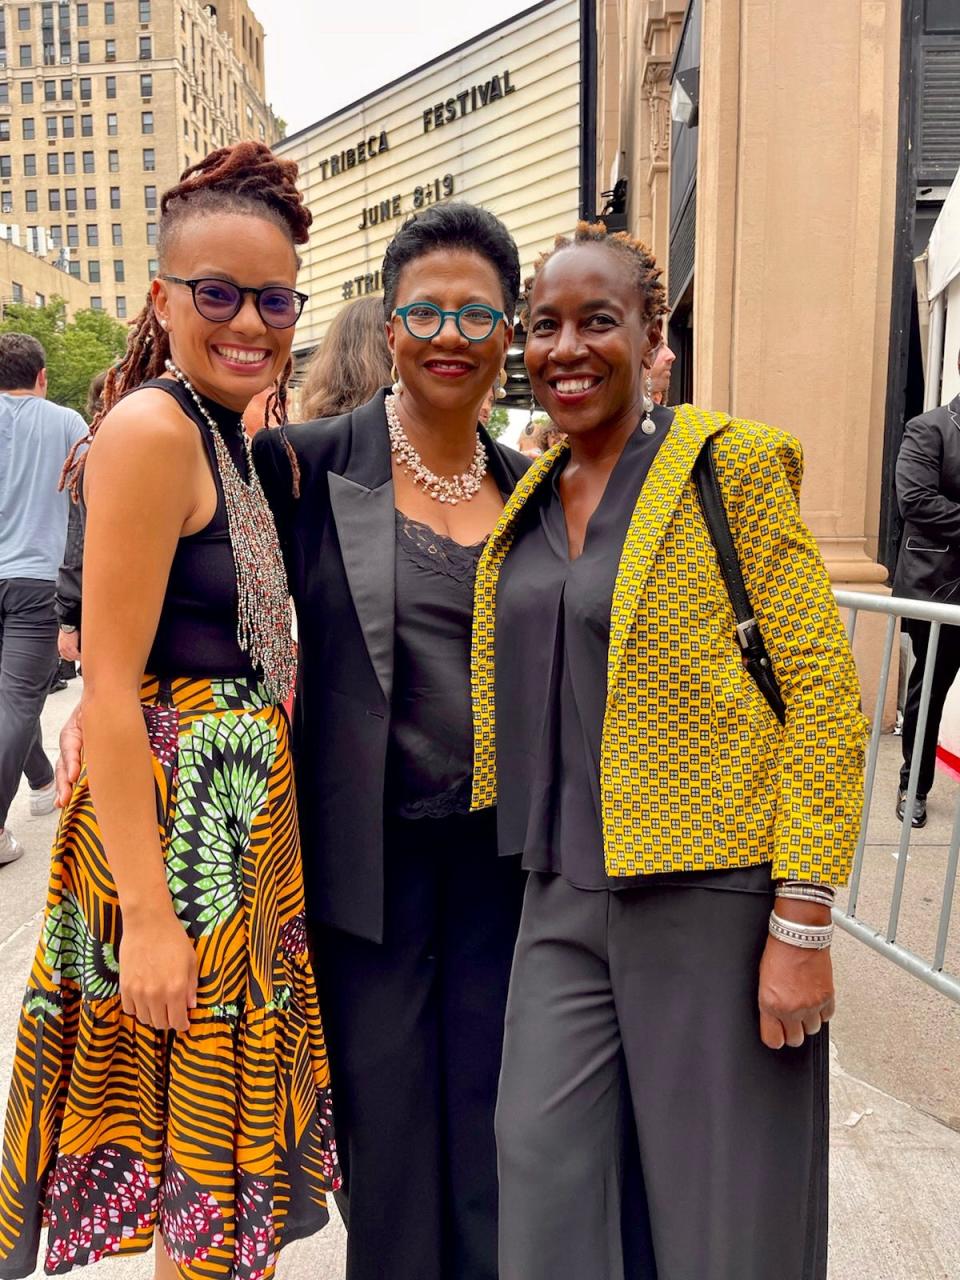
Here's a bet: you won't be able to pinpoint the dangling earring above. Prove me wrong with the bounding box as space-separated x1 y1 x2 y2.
641 374 656 434
496 366 508 401
391 362 402 396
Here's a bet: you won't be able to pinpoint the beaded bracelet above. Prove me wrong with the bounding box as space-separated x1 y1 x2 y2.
768 910 834 951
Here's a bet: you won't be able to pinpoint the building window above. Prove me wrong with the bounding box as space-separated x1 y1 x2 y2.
116 295 126 319
34 291 45 307
0 157 11 179
46 116 57 139
111 222 122 245
79 78 91 100
147 256 158 275
67 224 78 246
25 189 38 212
60 78 72 100
138 36 151 59
17 7 30 30
144 184 156 210
83 187 96 209
48 189 61 211
19 45 33 67
0 85 8 110
90 293 101 306
88 259 100 282
44 79 56 101
22 117 35 140
142 148 155 171
105 39 115 61
146 220 157 244
23 153 37 176
113 259 124 282
105 75 116 99
63 152 75 174
0 120 8 142
49 224 62 246
20 83 34 104
12 282 23 302
138 0 151 22
104 1 115 23
108 149 118 172
0 192 12 214
86 224 98 246
62 115 74 138
65 188 77 211
110 186 120 209
140 73 152 98
182 82 187 105
77 40 89 63
106 113 117 136
80 115 92 136
82 151 94 172
77 3 88 26
68 261 80 278
46 153 58 175
141 111 153 134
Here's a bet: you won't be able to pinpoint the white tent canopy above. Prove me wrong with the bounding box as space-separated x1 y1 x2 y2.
927 171 960 301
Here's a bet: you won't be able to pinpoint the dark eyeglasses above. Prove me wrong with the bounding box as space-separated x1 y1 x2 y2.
161 275 308 329
393 301 505 343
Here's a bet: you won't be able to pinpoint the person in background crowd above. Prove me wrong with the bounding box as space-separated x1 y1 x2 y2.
299 294 392 421
252 202 529 1280
478 383 497 427
518 420 543 458
476 222 866 1280
0 142 340 1280
892 363 960 827
0 333 87 865
648 338 676 405
55 371 109 680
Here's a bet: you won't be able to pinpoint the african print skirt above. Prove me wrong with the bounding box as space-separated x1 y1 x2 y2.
0 676 340 1279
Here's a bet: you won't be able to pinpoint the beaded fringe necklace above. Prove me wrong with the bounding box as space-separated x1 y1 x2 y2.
165 360 296 703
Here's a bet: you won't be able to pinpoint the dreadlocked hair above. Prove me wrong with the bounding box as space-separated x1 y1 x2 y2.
62 141 312 499
520 220 668 327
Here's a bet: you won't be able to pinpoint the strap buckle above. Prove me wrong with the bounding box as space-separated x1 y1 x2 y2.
735 618 760 651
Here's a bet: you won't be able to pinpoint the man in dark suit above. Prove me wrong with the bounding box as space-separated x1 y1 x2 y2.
892 381 960 827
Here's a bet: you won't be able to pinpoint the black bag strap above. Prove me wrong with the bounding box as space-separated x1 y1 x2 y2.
693 439 786 725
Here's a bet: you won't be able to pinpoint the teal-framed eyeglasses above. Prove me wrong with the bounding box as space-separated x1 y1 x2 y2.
393 301 505 342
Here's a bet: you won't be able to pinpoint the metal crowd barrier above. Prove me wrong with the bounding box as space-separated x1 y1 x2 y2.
834 590 960 1003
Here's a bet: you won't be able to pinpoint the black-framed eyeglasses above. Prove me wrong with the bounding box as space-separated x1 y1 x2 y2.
393 301 505 343
161 275 308 329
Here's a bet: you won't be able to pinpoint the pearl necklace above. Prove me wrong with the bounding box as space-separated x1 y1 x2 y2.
164 360 296 704
385 392 487 505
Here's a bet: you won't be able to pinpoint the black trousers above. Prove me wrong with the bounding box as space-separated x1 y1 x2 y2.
899 619 960 798
311 808 525 1280
496 869 829 1280
0 579 58 828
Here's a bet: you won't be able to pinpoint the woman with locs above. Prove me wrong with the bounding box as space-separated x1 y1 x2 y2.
0 143 340 1279
473 223 867 1279
251 202 528 1280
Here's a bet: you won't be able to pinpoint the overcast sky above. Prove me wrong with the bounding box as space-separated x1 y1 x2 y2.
257 1 532 135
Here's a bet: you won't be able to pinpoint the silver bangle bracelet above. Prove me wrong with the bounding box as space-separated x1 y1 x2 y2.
768 910 834 950
775 884 836 908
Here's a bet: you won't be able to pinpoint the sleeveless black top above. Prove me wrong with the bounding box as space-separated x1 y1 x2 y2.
141 378 258 682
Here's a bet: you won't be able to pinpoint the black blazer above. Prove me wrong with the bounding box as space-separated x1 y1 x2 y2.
892 395 960 605
252 389 530 942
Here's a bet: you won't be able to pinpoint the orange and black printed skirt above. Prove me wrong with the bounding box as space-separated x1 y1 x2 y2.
0 676 340 1279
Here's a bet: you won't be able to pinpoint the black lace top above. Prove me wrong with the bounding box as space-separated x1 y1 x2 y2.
386 511 486 820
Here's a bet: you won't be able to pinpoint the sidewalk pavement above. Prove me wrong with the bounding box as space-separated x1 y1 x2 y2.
0 684 957 1278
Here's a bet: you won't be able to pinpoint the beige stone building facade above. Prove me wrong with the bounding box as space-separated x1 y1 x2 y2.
0 0 278 322
0 227 94 312
594 0 960 591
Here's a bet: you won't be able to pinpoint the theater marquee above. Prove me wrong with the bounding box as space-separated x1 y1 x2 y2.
277 0 593 355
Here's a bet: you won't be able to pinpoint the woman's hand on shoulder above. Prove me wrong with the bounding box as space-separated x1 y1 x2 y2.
758 900 835 1050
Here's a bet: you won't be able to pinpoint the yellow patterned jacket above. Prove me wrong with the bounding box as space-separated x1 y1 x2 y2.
470 404 868 885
